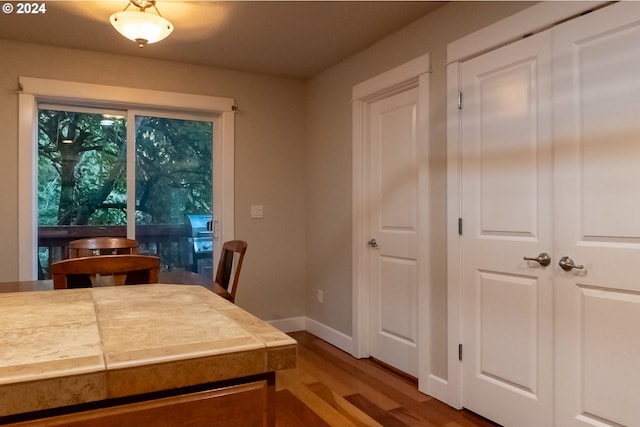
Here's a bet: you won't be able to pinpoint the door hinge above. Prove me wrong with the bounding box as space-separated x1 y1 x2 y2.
458 344 463 361
458 91 463 109
458 218 463 235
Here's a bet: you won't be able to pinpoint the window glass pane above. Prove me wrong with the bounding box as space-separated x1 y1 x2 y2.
134 115 213 275
36 108 215 279
37 108 127 277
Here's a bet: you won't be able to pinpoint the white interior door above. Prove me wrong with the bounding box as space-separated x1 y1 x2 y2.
368 87 419 377
459 3 640 426
553 4 640 426
459 31 554 426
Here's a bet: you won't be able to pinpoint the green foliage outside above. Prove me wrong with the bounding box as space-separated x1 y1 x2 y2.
135 115 213 225
37 108 214 275
37 109 213 226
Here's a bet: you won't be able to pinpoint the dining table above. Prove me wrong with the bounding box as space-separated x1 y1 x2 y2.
0 269 232 301
0 276 296 426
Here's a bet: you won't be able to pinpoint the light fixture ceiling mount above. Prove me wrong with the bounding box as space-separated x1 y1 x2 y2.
110 0 173 48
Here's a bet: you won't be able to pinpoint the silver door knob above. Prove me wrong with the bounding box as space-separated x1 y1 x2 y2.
559 256 584 271
523 252 551 267
368 238 378 248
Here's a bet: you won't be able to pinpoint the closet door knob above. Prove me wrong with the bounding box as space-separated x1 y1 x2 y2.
523 252 551 267
559 256 584 271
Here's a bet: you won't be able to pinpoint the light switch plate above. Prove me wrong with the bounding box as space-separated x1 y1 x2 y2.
251 205 264 219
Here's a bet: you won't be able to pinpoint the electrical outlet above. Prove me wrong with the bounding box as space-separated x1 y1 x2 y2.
317 289 323 304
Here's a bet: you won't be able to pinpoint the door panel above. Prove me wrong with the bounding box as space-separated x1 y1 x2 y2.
582 289 640 425
478 272 538 394
460 31 553 427
369 88 419 377
553 3 640 426
380 257 416 343
478 65 540 235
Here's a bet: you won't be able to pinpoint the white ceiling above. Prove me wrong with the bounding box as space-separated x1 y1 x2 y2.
0 1 445 80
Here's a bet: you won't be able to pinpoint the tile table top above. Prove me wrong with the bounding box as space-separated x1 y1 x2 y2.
0 284 296 417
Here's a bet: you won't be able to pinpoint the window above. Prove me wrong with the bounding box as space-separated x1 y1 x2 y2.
133 113 214 273
19 77 235 280
38 106 128 228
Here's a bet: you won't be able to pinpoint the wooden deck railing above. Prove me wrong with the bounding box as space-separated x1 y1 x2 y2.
38 225 194 279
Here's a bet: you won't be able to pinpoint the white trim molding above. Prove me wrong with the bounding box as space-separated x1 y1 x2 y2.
267 317 354 355
306 317 354 354
352 54 431 101
446 1 607 64
19 77 235 112
445 61 463 409
268 317 307 334
18 93 38 281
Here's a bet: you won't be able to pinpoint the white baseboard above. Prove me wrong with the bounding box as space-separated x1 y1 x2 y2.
268 316 450 405
267 316 306 333
267 316 354 355
304 317 354 355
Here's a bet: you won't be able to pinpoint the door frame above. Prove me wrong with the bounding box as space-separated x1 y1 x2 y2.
352 53 432 393
445 1 606 409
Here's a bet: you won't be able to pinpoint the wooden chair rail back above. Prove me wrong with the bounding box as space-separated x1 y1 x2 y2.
51 254 160 289
69 237 139 258
215 240 247 303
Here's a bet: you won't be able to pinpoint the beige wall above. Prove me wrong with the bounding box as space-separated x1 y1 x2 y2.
304 1 535 379
0 39 307 321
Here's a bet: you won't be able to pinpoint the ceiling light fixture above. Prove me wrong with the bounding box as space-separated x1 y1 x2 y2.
110 1 173 48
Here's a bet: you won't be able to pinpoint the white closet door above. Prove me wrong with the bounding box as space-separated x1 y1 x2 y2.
459 31 553 427
553 3 640 426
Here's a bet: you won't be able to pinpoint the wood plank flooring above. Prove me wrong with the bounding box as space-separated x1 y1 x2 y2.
276 331 499 427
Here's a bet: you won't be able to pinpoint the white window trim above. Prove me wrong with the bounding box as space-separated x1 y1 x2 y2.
18 77 235 280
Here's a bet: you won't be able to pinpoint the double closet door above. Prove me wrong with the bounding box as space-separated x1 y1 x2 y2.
460 3 640 426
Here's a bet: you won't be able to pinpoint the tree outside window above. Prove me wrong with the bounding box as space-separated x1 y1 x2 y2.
37 107 213 278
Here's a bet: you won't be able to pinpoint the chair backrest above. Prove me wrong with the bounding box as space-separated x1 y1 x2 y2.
215 240 247 303
51 254 160 290
69 237 139 258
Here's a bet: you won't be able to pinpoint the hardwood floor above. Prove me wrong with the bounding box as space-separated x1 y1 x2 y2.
276 331 499 427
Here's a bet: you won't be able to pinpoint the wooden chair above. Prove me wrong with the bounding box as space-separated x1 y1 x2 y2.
215 240 247 303
68 237 139 258
51 254 160 290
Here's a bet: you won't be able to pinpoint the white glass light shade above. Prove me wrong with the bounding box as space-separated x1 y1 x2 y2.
110 11 173 47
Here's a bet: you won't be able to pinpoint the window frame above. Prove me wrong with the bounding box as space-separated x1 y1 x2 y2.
18 77 235 280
